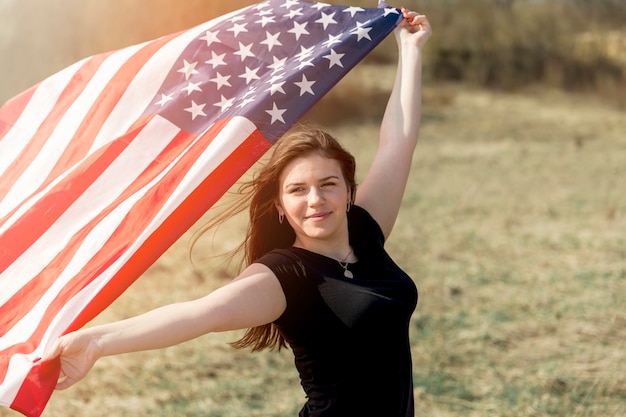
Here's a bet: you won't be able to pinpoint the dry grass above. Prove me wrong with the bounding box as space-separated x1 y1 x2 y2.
2 63 623 417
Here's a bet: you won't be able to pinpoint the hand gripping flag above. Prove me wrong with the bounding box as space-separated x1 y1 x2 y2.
0 1 402 415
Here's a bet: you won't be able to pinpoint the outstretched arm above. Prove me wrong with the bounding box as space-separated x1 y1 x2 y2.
41 263 285 390
355 8 431 239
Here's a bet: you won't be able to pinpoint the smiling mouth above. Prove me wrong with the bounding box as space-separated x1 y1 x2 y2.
306 212 330 220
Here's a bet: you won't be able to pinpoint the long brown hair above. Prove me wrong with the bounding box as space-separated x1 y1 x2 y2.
195 125 357 351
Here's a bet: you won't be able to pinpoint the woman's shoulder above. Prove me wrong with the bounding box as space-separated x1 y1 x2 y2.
348 205 385 245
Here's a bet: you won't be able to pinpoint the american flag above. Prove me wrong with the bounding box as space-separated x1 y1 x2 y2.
0 0 401 415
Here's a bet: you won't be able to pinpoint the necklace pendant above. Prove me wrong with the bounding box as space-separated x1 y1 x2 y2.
343 269 354 279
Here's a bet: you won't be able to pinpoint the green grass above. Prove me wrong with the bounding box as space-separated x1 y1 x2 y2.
4 78 625 417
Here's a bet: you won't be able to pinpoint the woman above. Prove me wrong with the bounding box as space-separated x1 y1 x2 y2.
43 7 431 416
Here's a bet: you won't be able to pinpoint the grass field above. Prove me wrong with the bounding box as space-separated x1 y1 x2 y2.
4 66 625 417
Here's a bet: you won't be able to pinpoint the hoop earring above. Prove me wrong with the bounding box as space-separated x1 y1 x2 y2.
346 201 351 212
278 212 284 224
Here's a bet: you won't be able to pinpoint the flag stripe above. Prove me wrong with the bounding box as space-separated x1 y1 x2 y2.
1 1 402 415
0 54 111 205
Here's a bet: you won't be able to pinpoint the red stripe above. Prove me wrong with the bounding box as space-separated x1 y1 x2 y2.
10 356 60 417
0 127 271 416
0 87 36 141
45 33 177 185
0 119 229 382
67 128 271 333
0 54 110 204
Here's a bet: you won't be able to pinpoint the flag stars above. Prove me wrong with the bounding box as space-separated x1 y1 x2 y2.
288 21 310 40
234 42 256 61
182 81 202 95
184 100 206 120
214 95 235 112
205 51 227 68
324 49 345 68
155 92 174 106
239 66 261 84
287 7 303 18
343 6 364 17
351 22 373 41
316 12 337 30
282 0 300 9
177 60 199 80
268 56 287 73
295 45 315 62
261 31 283 52
266 102 287 124
199 30 220 47
210 72 232 90
294 75 315 96
323 33 342 48
268 80 286 95
383 7 400 17
256 15 275 27
228 22 248 37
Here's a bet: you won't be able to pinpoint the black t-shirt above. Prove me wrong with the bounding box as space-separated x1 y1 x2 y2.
255 206 418 417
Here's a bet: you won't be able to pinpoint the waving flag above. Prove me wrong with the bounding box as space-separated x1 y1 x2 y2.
0 0 402 415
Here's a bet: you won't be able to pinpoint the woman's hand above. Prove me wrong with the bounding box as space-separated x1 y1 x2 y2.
41 330 102 390
395 7 432 49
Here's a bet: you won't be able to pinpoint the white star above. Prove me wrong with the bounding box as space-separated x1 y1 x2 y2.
238 95 256 109
184 100 206 120
268 56 287 73
324 49 345 68
205 51 227 68
316 12 337 30
297 60 314 70
383 7 400 17
199 30 220 47
261 31 283 52
268 81 286 96
210 72 232 90
282 0 299 8
228 22 248 37
312 2 330 10
234 42 255 61
155 92 174 106
287 7 304 18
323 33 342 48
343 6 364 17
295 45 315 62
214 95 234 112
294 75 315 96
288 21 309 40
182 81 202 95
177 60 199 80
266 102 286 124
239 66 261 84
256 15 275 27
351 21 373 41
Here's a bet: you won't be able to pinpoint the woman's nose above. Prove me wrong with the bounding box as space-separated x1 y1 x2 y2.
307 187 324 205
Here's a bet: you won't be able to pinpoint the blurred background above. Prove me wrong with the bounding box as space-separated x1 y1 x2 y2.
1 0 625 107
1 1 625 416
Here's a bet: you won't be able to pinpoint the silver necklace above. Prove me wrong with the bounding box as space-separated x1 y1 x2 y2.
338 248 354 278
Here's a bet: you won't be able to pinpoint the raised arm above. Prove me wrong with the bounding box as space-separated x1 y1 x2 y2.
42 264 285 390
354 8 431 239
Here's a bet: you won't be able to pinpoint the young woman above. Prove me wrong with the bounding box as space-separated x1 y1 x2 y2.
43 8 431 416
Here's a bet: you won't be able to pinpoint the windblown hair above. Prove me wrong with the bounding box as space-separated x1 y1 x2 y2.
195 125 357 351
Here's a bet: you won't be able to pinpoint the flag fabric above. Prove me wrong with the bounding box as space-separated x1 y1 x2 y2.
0 0 402 415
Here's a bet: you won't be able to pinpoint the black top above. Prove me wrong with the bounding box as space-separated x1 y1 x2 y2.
255 206 418 417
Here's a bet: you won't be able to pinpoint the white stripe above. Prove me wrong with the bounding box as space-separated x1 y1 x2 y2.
0 44 143 219
0 59 85 181
0 116 255 405
0 115 180 308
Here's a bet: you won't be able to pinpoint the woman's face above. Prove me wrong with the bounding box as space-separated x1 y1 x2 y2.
277 152 351 247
